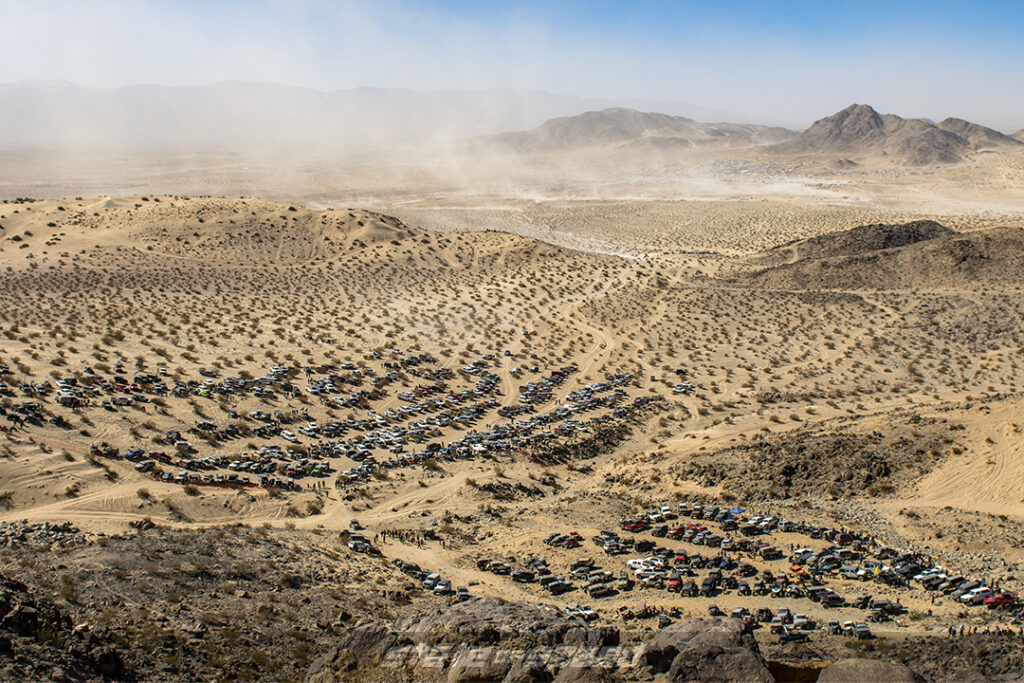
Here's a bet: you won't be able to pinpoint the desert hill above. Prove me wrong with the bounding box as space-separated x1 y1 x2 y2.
936 117 1023 150
7 197 1024 680
482 107 795 153
757 219 956 266
1015 129 1024 142
771 103 1022 165
741 220 1024 290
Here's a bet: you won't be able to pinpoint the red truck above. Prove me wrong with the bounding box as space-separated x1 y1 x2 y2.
985 592 1019 609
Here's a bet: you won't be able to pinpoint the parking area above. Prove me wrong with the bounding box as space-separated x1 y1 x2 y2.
4 352 663 495
373 497 1022 644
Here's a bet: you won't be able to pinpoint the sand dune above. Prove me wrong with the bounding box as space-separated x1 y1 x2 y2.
908 398 1024 516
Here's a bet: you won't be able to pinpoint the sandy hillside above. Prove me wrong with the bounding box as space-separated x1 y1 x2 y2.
1 194 1023 587
1 161 1024 680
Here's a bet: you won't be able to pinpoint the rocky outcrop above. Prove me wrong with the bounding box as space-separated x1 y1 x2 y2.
305 598 622 683
308 607 778 682
0 520 89 550
0 573 126 681
857 632 1024 681
764 220 955 264
672 413 953 501
306 605 945 682
817 658 920 682
306 621 412 682
739 225 1024 292
308 598 620 682
635 617 772 682
397 598 617 649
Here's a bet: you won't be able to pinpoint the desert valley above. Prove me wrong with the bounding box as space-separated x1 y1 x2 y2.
2 72 1024 683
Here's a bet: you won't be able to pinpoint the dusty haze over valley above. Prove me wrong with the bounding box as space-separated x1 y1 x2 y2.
3 2 1024 682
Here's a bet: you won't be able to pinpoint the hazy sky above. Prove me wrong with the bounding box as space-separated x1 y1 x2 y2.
3 0 1023 128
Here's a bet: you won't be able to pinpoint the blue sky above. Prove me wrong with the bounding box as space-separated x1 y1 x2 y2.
2 0 1022 128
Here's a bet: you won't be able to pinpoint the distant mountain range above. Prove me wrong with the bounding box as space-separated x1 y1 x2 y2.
479 108 795 152
0 81 731 150
0 82 1018 167
770 104 1022 165
474 103 1020 166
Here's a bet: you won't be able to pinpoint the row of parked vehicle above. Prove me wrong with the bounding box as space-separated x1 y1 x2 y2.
89 442 303 490
336 396 660 485
517 365 578 405
25 352 663 503
477 557 575 595
2 401 47 427
618 498 1020 620
392 558 469 601
454 503 871 628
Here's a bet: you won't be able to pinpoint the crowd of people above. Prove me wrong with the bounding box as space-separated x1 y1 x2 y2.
374 528 459 550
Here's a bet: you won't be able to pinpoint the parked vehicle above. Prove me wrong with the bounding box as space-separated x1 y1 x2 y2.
985 592 1019 609
778 628 808 643
962 587 995 605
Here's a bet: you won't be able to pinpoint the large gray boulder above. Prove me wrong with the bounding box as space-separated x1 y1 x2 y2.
635 617 772 682
305 621 412 682
447 647 516 682
308 598 618 681
817 658 920 682
398 597 613 648
502 650 554 682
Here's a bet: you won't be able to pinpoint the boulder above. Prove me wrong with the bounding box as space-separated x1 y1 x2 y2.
305 622 412 682
309 599 620 681
401 597 582 646
447 647 513 682
305 647 339 683
553 664 619 682
562 626 619 648
341 621 407 661
669 647 770 683
636 617 772 682
817 658 920 683
2 605 38 636
502 651 553 682
400 597 616 649
91 647 125 679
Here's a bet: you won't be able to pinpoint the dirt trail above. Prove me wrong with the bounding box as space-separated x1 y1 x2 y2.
910 400 1024 515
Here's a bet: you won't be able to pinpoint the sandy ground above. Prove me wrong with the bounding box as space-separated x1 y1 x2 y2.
2 144 1024 646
